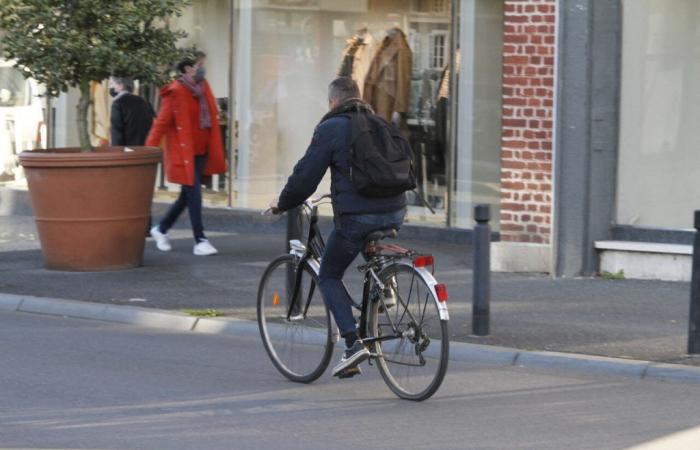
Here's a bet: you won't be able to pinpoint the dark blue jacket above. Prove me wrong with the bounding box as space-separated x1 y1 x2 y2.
277 111 406 216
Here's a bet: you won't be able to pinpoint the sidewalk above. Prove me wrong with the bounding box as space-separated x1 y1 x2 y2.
1 189 699 369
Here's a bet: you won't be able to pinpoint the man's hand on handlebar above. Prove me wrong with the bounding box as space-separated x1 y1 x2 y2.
268 198 283 215
263 194 330 215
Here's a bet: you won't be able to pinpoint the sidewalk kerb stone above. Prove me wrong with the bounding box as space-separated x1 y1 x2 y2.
19 296 108 321
194 316 260 337
102 305 196 332
516 350 649 379
644 363 700 384
449 342 519 366
0 294 23 312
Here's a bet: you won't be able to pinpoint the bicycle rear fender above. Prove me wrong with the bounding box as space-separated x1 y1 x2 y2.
394 262 450 321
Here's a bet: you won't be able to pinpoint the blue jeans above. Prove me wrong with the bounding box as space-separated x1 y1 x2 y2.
159 155 206 242
318 209 406 342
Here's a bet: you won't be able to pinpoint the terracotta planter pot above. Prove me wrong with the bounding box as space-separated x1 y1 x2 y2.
19 147 162 271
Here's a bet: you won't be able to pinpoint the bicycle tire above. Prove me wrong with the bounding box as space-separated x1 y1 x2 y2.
368 263 449 401
257 254 334 383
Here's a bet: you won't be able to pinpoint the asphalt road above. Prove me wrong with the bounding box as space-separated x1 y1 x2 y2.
1 311 700 450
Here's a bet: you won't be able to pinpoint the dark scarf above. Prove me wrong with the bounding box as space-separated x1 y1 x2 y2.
179 76 211 129
320 98 374 124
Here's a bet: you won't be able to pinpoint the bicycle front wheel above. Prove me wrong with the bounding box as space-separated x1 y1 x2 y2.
368 263 449 401
257 254 334 383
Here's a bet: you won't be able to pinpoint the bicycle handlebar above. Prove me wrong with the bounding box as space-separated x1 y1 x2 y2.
304 193 331 209
261 193 331 216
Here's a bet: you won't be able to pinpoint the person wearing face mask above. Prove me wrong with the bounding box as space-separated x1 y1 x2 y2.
108 76 154 147
145 52 226 256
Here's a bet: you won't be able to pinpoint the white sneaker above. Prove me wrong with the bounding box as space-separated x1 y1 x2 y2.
150 226 172 252
193 239 218 256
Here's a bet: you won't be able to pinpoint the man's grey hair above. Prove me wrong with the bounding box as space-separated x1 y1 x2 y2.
328 77 360 104
111 76 134 93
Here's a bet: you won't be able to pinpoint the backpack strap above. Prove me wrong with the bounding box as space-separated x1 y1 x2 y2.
411 189 436 214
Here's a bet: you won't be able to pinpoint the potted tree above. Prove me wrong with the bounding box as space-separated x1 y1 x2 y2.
0 1 189 271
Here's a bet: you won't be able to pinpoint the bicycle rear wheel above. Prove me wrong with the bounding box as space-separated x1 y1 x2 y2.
257 254 334 383
368 263 449 401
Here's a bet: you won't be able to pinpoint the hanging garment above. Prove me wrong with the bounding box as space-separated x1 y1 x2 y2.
90 80 111 147
337 33 378 97
437 49 460 101
338 36 363 77
362 28 412 122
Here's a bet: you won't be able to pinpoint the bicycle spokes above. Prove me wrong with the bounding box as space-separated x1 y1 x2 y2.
369 264 449 401
258 255 334 383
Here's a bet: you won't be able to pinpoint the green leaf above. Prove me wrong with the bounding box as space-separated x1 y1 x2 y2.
182 309 225 318
0 0 192 150
600 270 625 280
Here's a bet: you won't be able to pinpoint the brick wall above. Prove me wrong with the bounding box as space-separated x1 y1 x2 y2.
500 0 556 244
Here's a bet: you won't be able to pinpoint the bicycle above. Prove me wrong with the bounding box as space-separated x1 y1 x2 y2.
257 194 450 401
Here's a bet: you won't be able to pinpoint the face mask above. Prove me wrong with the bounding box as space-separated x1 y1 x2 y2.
194 67 206 82
109 87 118 98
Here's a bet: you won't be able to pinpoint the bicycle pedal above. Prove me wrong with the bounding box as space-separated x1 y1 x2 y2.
334 366 362 379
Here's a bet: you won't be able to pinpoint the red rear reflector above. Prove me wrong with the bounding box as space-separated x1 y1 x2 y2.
413 255 434 267
435 284 448 302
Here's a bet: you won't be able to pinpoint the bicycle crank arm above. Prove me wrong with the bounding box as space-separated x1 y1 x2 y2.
362 334 403 344
368 353 427 367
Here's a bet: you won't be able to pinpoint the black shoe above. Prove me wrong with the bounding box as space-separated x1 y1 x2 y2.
332 340 370 377
335 366 362 379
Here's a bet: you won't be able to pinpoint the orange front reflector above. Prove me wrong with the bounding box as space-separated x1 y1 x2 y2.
435 284 448 302
272 291 280 306
413 255 434 267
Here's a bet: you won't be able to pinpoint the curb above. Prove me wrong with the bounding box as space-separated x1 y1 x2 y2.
2 293 700 385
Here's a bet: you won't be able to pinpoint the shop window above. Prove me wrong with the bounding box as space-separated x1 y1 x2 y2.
0 62 46 184
231 0 455 225
430 31 448 69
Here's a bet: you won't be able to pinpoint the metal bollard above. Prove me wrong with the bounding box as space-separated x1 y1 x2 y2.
688 211 700 353
473 204 491 336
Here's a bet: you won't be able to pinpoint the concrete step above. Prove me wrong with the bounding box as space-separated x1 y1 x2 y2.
595 240 692 282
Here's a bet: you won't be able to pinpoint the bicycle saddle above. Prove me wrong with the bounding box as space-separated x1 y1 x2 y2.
364 228 398 243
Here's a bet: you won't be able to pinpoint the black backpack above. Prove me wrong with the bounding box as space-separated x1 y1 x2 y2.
343 113 417 198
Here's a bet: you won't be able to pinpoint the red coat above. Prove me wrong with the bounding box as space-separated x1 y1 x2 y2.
146 80 226 186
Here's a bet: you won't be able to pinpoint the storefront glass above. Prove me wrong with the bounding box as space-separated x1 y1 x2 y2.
232 0 455 224
167 0 233 205
451 0 502 229
135 0 503 230
0 59 47 185
617 0 700 229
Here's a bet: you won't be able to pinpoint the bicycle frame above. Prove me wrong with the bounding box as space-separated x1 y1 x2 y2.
284 199 448 346
260 196 450 399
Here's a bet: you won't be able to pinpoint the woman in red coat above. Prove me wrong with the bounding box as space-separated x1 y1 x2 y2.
146 53 226 256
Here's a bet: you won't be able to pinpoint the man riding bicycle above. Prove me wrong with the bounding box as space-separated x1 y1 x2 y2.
270 77 407 377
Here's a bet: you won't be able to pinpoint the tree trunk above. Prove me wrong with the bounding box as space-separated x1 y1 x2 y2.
76 79 93 152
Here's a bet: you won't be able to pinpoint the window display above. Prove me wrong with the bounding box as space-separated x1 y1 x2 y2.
233 0 453 224
85 0 503 231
